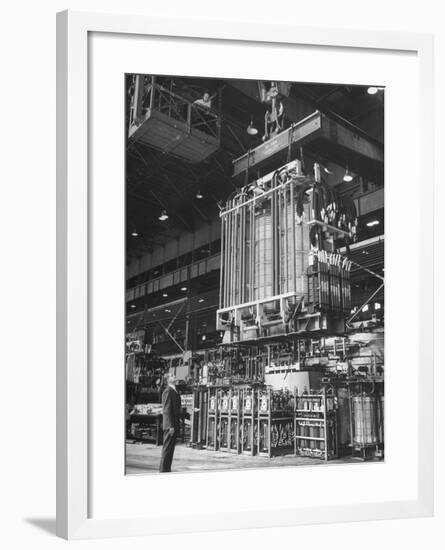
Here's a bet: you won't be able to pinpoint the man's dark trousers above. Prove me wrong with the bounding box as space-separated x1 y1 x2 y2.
159 427 177 473
159 385 181 472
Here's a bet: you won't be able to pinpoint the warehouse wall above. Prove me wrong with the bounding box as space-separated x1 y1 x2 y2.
127 218 221 279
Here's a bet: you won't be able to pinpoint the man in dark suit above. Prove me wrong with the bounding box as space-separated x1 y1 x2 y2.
159 372 182 473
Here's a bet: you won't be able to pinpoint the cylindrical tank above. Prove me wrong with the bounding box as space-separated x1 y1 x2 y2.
282 201 310 297
352 395 378 446
254 209 273 300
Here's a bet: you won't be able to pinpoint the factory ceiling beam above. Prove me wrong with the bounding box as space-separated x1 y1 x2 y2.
228 80 384 184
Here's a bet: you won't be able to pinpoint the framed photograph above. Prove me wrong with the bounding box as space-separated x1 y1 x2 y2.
56 10 434 539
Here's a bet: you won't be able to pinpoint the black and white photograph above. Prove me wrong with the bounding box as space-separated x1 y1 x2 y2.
1 0 440 545
125 74 384 474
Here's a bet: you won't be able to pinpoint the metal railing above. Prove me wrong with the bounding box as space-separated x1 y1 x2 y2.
128 76 221 140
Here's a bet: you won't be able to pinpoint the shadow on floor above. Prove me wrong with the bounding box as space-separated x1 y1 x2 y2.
25 518 57 536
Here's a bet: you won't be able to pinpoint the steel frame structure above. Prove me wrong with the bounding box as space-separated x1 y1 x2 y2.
217 159 353 342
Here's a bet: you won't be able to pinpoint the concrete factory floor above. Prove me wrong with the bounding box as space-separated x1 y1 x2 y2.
126 441 359 475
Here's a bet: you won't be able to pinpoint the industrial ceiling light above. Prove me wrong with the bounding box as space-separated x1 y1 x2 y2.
363 304 369 312
181 287 187 291
131 230 139 237
130 304 136 308
367 86 379 95
375 302 381 310
198 298 204 303
247 116 258 136
158 210 169 221
366 220 380 227
164 308 171 313
196 190 203 199
162 293 168 297
343 167 353 182
201 335 206 341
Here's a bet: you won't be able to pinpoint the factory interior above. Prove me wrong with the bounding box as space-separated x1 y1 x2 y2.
125 76 384 473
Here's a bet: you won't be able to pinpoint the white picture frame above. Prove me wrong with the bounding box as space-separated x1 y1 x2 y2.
56 10 434 540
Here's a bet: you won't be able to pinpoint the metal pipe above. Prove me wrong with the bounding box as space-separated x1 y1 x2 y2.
244 200 248 303
132 75 144 127
280 184 285 294
232 208 236 306
277 184 282 295
347 282 384 325
271 191 276 297
150 76 156 110
240 202 244 303
281 186 289 292
226 212 231 308
223 211 227 308
236 207 241 304
275 185 280 296
237 207 240 305
238 201 242 305
225 214 229 308
274 186 278 297
253 198 257 301
241 197 245 303
284 184 289 294
247 203 251 302
232 210 238 305
349 259 385 282
244 201 246 303
249 202 253 301
290 181 296 293
225 204 231 307
250 202 254 301
269 192 273 298
229 207 234 306
236 207 240 304
232 206 236 306
219 215 225 309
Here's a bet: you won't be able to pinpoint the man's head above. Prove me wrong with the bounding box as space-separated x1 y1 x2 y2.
166 371 177 386
202 91 210 102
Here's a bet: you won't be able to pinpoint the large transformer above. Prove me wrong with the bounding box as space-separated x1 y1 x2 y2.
217 156 356 344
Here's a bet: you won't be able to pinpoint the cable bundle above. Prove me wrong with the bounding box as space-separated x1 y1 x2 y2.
310 180 357 235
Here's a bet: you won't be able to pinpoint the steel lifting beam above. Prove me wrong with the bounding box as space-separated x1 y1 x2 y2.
232 111 384 184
